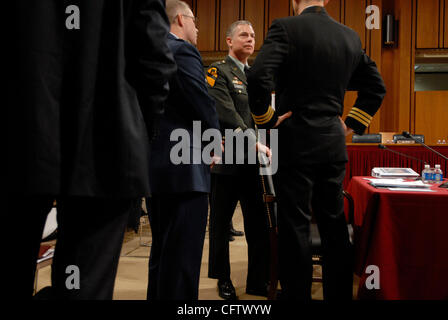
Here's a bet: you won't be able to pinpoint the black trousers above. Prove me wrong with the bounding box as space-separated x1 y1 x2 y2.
274 162 353 300
6 195 134 300
146 192 208 300
208 171 269 288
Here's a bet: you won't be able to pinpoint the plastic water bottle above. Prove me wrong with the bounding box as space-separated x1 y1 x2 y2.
434 164 443 183
422 164 431 183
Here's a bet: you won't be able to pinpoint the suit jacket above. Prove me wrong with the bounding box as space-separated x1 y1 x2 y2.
247 6 386 165
148 34 220 194
206 56 257 175
7 0 176 197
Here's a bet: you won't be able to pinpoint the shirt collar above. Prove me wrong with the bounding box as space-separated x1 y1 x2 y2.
228 55 249 73
301 5 326 15
304 4 319 10
170 32 180 39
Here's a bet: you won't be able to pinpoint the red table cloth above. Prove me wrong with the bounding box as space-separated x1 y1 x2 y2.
347 176 448 300
344 145 448 189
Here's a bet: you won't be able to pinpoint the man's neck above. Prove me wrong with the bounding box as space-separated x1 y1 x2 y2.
229 51 249 65
170 26 184 41
297 1 324 15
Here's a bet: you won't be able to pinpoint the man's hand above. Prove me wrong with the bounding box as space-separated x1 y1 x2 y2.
210 155 221 169
210 139 225 169
340 117 354 136
256 142 271 163
273 111 293 128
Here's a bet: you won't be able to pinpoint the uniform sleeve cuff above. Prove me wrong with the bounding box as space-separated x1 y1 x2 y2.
345 116 367 135
251 106 278 129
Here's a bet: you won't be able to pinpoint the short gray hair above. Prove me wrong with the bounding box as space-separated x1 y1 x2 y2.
166 0 191 24
226 20 254 38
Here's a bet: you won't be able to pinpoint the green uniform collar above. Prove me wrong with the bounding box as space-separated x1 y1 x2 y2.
228 55 249 74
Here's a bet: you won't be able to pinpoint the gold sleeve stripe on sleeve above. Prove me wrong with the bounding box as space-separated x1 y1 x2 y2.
252 107 274 125
252 107 273 122
351 107 373 121
348 110 371 124
252 106 274 120
347 112 370 127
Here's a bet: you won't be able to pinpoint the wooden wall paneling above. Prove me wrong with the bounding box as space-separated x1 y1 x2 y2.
400 0 414 133
416 0 440 48
367 0 383 134
219 0 241 51
184 0 194 10
344 92 358 143
380 48 396 131
410 0 417 133
440 0 445 47
380 0 414 134
326 0 342 22
344 0 367 50
379 0 396 132
264 0 270 38
244 0 266 50
268 0 290 27
415 91 448 144
196 0 217 51
444 0 448 47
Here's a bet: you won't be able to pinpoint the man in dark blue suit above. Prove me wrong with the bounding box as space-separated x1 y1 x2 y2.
7 0 175 299
146 0 220 300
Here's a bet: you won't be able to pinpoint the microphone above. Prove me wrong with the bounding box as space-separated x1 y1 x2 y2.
402 131 448 161
378 144 428 165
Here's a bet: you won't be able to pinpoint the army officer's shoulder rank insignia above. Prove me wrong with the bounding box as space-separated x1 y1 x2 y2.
206 67 218 87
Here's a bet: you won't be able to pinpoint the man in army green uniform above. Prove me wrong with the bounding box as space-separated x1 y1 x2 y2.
206 20 270 300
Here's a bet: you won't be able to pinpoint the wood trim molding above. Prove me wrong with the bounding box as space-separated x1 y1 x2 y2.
201 51 259 67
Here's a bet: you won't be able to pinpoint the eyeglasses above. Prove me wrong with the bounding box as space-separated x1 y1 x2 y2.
181 14 198 25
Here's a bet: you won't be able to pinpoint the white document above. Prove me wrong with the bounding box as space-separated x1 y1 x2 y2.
387 188 435 192
366 178 430 188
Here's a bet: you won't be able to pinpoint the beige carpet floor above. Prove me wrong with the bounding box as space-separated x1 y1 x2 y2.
35 204 359 300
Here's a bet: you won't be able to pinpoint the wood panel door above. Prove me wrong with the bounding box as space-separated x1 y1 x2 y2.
344 0 367 50
416 0 440 48
415 91 448 145
367 0 383 134
326 0 342 22
267 0 290 27
344 91 358 142
244 0 265 50
219 0 241 51
196 0 217 51
445 0 448 48
184 0 193 9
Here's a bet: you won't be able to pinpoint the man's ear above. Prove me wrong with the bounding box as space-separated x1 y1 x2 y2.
175 14 183 27
226 37 232 48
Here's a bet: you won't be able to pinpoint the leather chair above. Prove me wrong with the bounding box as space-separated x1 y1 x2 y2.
310 190 355 282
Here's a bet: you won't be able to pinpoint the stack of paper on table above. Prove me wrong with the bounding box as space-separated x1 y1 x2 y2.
371 167 420 178
365 178 431 189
